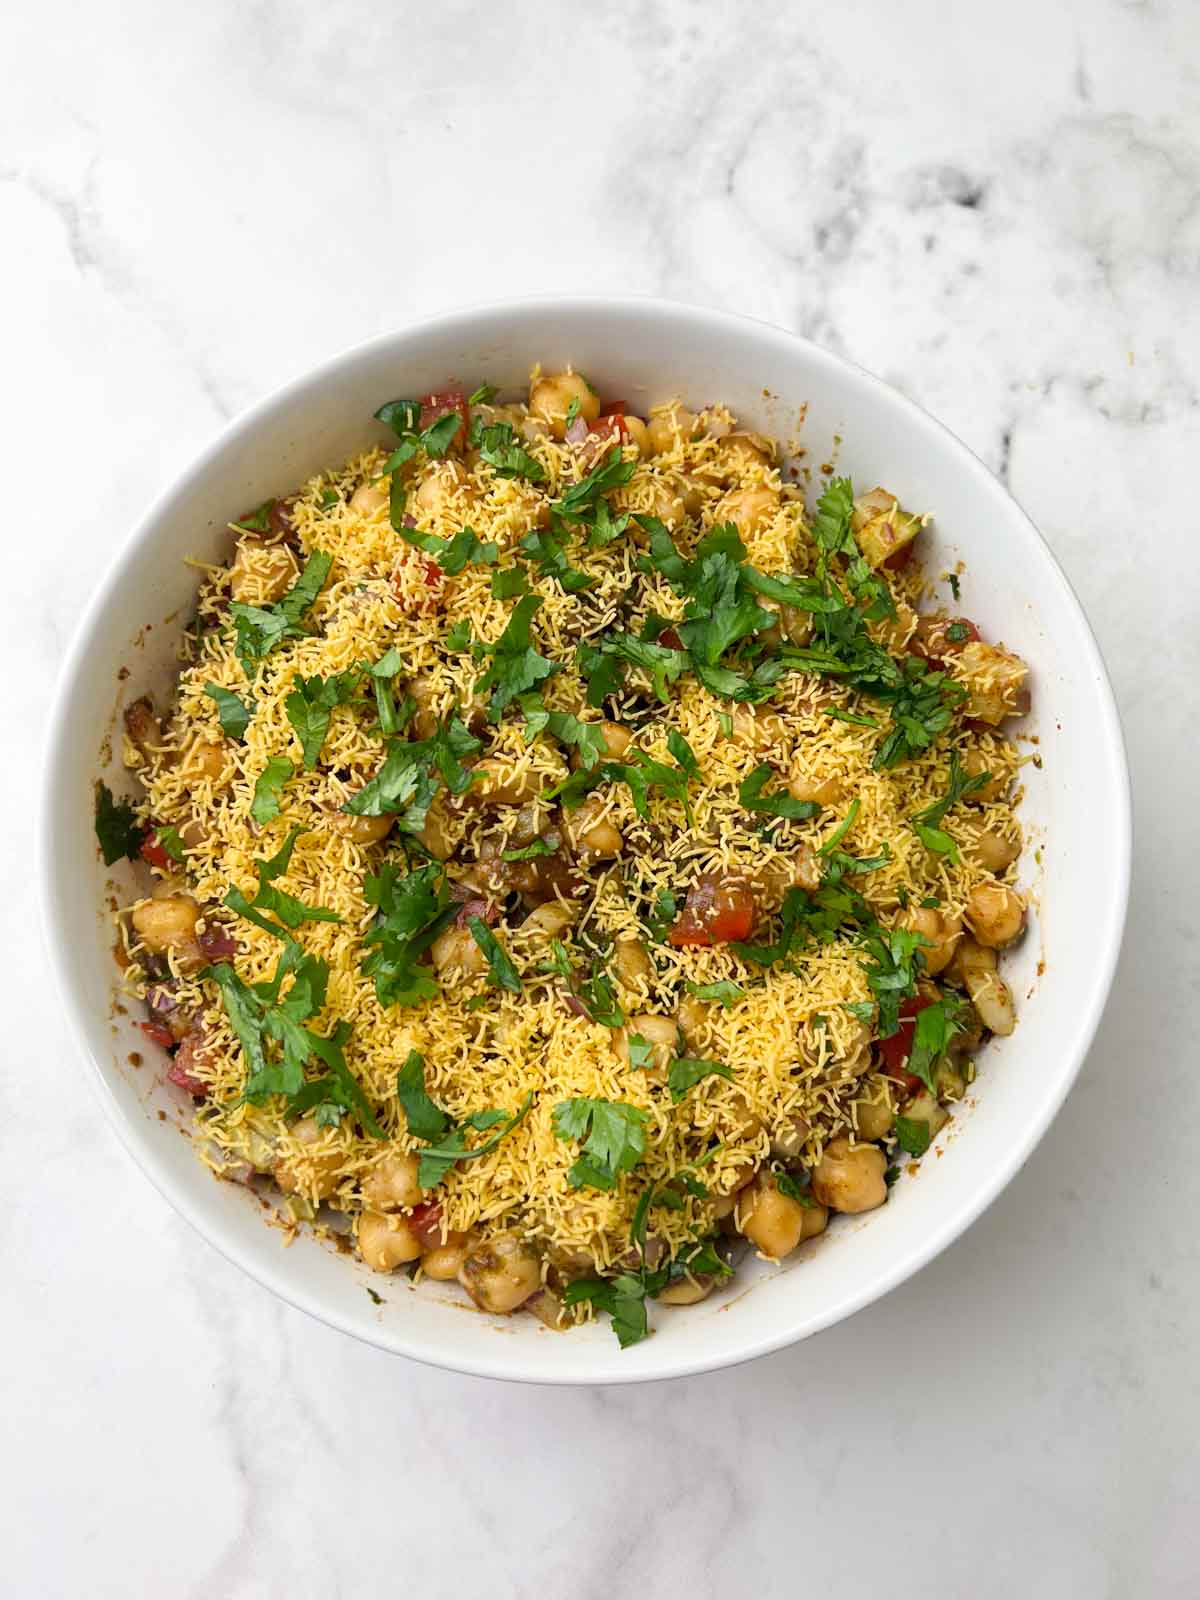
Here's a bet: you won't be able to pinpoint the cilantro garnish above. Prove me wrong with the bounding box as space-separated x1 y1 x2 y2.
906 993 964 1093
491 567 529 599
94 781 143 865
231 499 276 534
229 551 332 677
344 715 482 831
285 667 362 769
667 1056 733 1102
204 683 254 739
684 980 745 1007
894 1114 932 1157
910 752 991 862
467 382 497 406
466 917 522 993
552 1098 648 1191
473 595 558 719
250 756 294 824
776 1170 818 1207
738 764 820 821
223 825 342 941
397 1051 533 1187
360 862 453 1007
468 416 546 482
553 446 637 525
519 527 594 592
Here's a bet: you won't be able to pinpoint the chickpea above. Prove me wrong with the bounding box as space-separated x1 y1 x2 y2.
357 1211 422 1272
529 371 600 439
731 703 787 751
853 1081 896 1141
969 828 1021 872
646 402 696 456
612 936 653 992
710 1163 756 1220
771 1113 810 1160
406 675 440 740
811 1137 888 1214
708 433 772 482
178 814 209 850
415 794 454 860
414 460 471 522
337 810 394 847
361 1151 423 1212
132 895 202 968
949 938 1015 1036
615 1014 679 1078
123 696 161 762
755 846 820 907
349 480 389 516
787 769 844 808
644 477 686 529
900 906 963 976
276 1116 343 1201
562 795 623 863
622 415 651 458
965 882 1025 948
521 902 577 940
677 993 713 1050
725 1092 764 1143
569 720 632 769
458 1234 542 1314
736 1176 812 1259
421 1232 472 1281
960 749 1011 804
719 483 779 536
229 536 297 603
181 739 227 783
526 1287 568 1329
465 758 543 809
658 1274 715 1306
431 922 491 979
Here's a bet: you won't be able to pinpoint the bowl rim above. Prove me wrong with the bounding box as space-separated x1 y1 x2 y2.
38 294 1132 1384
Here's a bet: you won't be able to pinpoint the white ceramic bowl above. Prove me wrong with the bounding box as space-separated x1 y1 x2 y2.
39 297 1130 1384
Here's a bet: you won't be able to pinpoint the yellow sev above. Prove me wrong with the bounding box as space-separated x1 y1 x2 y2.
120 393 1026 1286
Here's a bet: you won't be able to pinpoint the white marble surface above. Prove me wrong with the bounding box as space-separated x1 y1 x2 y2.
4 0 1199 1593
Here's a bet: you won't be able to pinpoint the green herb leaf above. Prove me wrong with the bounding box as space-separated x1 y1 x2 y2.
224 824 342 941
360 862 452 1007
250 756 294 824
776 1171 818 1207
469 418 546 482
396 1050 451 1141
684 980 745 1008
231 499 275 534
414 1092 533 1189
491 567 529 599
94 781 143 865
229 552 331 677
474 594 558 719
895 1114 932 1157
285 667 362 769
667 1056 733 1102
204 683 254 739
553 1098 648 1191
467 917 522 993
626 1034 654 1071
906 993 964 1094
738 764 820 820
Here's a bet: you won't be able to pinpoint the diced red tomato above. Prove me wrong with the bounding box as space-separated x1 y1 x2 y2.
878 996 936 1097
419 389 469 446
139 1019 175 1049
139 830 169 871
668 875 756 947
167 1031 209 1097
588 412 629 443
883 542 916 570
599 400 627 417
422 559 443 587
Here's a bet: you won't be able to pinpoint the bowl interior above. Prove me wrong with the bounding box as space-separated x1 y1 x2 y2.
40 299 1129 1383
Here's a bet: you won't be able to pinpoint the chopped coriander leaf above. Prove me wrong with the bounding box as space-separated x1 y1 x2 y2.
231 499 275 534
563 1273 652 1349
739 764 820 820
948 572 961 601
467 917 522 993
667 1056 734 1102
156 826 186 863
685 979 745 1008
361 862 452 1007
577 632 688 707
819 798 861 856
224 824 342 941
775 1171 818 1208
491 567 529 599
577 963 625 1028
444 619 472 652
823 706 881 730
468 417 546 482
467 382 497 405
666 730 699 778
920 895 941 909
626 1034 654 1071
860 927 926 1039
946 621 971 643
94 781 143 865
554 446 637 522
396 1049 450 1140
895 1114 932 1157
229 551 332 677
645 888 678 943
502 834 559 862
552 1098 648 1191
587 497 630 549
545 712 609 770
285 667 362 769
718 712 733 738
540 938 573 981
414 1093 533 1189
407 526 500 576
519 527 593 592
906 993 964 1094
375 398 422 435
474 595 558 719
249 756 294 824
204 683 254 739
564 396 581 427
344 716 482 827
910 753 991 863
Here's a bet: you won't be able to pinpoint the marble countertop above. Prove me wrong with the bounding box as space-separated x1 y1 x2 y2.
5 0 1198 1593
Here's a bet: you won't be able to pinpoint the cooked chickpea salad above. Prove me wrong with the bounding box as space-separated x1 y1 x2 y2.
97 368 1032 1348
